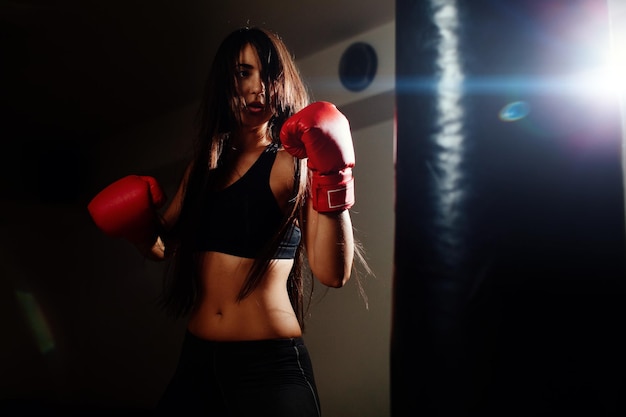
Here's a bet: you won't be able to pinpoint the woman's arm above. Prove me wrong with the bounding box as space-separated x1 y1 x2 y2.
304 200 355 288
279 102 357 287
137 162 192 261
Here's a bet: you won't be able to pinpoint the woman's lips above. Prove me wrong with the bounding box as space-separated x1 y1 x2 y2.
246 102 265 113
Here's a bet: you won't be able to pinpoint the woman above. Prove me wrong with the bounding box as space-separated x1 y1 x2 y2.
88 27 365 416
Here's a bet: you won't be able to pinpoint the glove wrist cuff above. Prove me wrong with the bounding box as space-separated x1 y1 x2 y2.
311 170 355 212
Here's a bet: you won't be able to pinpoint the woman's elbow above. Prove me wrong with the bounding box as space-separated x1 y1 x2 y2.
314 265 352 288
137 236 168 261
308 243 354 287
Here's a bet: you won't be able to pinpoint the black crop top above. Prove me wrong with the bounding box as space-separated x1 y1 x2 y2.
194 143 301 259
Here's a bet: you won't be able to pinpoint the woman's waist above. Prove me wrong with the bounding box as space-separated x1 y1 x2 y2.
187 294 302 341
181 329 305 353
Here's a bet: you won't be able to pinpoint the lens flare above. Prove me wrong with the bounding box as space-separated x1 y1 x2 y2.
499 101 531 122
15 290 55 354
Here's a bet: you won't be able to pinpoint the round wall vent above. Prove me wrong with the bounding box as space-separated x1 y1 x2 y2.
338 42 378 92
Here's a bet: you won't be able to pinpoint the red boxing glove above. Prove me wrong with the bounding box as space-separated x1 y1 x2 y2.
87 175 166 244
280 101 355 212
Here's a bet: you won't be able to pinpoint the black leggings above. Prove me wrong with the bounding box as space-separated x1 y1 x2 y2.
157 331 321 417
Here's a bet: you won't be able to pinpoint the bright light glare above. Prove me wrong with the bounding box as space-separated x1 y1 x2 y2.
607 50 626 92
572 49 626 100
573 3 626 102
608 0 626 99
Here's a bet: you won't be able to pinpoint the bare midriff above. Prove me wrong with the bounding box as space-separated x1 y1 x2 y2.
186 251 302 341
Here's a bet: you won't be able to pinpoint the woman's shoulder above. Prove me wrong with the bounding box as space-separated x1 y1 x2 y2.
270 147 298 199
274 147 297 173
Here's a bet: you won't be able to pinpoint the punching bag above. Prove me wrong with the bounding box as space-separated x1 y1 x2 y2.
392 0 626 415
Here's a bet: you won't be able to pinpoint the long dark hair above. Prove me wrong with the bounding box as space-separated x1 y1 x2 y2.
158 27 312 323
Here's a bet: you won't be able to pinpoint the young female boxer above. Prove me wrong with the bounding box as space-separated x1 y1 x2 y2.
88 26 365 416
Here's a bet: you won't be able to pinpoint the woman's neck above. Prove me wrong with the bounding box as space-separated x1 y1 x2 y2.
231 127 271 152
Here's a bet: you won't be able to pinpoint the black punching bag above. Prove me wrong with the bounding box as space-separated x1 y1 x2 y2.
392 0 626 415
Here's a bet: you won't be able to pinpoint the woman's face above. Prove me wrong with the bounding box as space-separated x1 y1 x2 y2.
235 43 273 127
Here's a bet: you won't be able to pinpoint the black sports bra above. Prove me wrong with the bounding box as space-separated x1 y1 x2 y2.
194 143 301 259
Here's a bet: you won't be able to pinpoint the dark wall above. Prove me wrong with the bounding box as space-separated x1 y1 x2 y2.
1 117 188 415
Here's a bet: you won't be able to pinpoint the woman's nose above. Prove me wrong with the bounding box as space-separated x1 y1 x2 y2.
252 78 265 95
